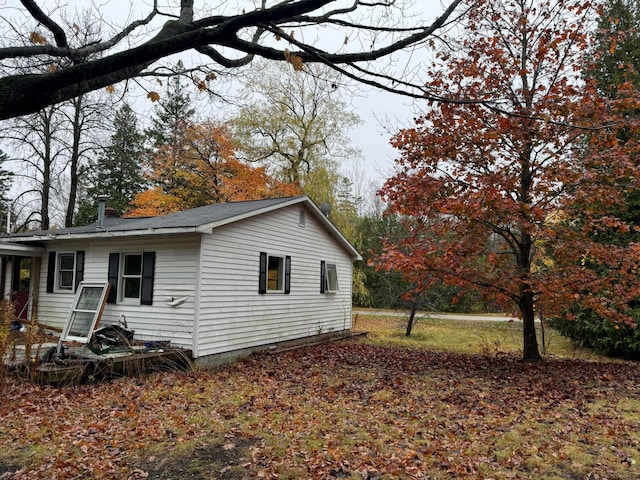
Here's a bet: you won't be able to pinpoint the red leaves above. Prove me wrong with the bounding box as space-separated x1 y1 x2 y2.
378 0 640 352
1 340 639 478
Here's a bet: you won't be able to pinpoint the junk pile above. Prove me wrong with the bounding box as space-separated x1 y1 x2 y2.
3 282 191 385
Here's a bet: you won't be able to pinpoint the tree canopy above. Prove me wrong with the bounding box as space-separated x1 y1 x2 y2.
0 0 464 120
378 0 640 362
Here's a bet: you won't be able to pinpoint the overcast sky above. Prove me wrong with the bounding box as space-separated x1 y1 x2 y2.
2 0 452 209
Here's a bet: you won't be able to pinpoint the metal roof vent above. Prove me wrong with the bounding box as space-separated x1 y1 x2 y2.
96 195 109 228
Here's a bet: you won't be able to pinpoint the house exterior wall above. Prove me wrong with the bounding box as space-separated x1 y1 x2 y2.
35 235 200 349
195 204 353 359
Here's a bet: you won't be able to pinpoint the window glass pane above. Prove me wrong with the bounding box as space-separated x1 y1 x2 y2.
76 286 103 310
59 254 75 270
57 253 75 290
123 278 141 299
124 254 142 275
327 264 339 291
68 311 95 338
267 256 283 291
59 271 74 289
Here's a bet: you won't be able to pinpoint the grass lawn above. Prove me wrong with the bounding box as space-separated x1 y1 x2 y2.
1 314 639 479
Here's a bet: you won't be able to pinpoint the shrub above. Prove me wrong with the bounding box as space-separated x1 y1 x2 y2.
549 309 640 360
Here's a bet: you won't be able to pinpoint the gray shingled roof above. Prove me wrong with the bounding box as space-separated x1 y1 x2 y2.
0 196 362 260
4 197 303 239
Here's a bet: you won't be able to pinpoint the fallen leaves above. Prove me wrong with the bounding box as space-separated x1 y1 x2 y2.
1 339 639 479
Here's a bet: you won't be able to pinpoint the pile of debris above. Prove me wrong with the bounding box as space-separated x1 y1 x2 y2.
2 282 191 385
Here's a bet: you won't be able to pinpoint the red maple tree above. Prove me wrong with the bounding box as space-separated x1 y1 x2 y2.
378 0 640 362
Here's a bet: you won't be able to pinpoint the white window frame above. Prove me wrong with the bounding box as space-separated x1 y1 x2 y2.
56 252 76 292
60 282 110 344
325 263 339 293
119 252 143 304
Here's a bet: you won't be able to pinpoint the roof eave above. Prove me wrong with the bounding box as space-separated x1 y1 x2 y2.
8 226 201 242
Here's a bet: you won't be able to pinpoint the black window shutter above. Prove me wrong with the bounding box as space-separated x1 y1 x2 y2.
107 253 119 304
320 261 327 294
284 256 291 294
74 251 85 291
46 251 56 293
141 251 156 305
258 252 267 294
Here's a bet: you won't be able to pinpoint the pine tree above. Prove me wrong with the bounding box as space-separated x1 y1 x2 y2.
145 67 197 195
586 0 640 242
75 103 146 224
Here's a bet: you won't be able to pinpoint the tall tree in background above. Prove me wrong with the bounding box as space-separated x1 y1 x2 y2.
0 150 13 230
133 67 301 217
128 122 300 216
62 92 112 227
234 62 360 184
587 0 640 240
233 62 363 237
75 103 147 224
547 0 640 359
378 0 640 362
145 69 197 195
2 13 112 229
3 104 66 230
589 0 640 93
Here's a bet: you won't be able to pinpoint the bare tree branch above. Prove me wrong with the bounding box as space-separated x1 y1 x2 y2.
0 0 465 120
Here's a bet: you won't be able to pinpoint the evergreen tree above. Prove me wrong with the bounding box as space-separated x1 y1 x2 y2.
589 0 640 94
586 0 640 242
144 67 197 195
75 103 146 224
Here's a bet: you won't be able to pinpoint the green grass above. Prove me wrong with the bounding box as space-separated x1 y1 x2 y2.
353 311 604 360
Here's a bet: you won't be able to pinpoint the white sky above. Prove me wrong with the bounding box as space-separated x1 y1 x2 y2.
2 0 452 209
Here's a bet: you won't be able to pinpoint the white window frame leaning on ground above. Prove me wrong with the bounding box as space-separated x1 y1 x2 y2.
60 281 110 343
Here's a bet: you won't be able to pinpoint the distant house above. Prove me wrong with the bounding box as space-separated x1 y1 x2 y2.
0 196 361 365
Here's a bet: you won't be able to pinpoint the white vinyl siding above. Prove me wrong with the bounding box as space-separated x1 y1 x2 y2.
196 205 353 358
37 235 200 349
31 202 356 360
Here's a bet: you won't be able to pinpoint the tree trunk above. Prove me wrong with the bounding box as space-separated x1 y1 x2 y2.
406 303 418 336
520 294 542 362
65 96 83 227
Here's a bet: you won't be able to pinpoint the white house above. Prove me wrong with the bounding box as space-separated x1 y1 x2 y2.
0 196 361 365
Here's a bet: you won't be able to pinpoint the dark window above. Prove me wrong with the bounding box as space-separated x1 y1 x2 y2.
259 252 291 294
58 253 75 290
122 253 143 301
267 255 284 291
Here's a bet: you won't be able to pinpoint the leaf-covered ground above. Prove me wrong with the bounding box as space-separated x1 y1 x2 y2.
1 338 639 479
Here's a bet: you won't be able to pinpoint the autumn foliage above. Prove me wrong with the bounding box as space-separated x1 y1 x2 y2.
127 122 300 217
378 0 640 362
1 336 639 479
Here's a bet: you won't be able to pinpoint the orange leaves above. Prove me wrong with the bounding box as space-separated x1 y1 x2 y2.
146 91 160 102
284 49 304 71
379 0 640 343
128 121 301 217
29 31 47 44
